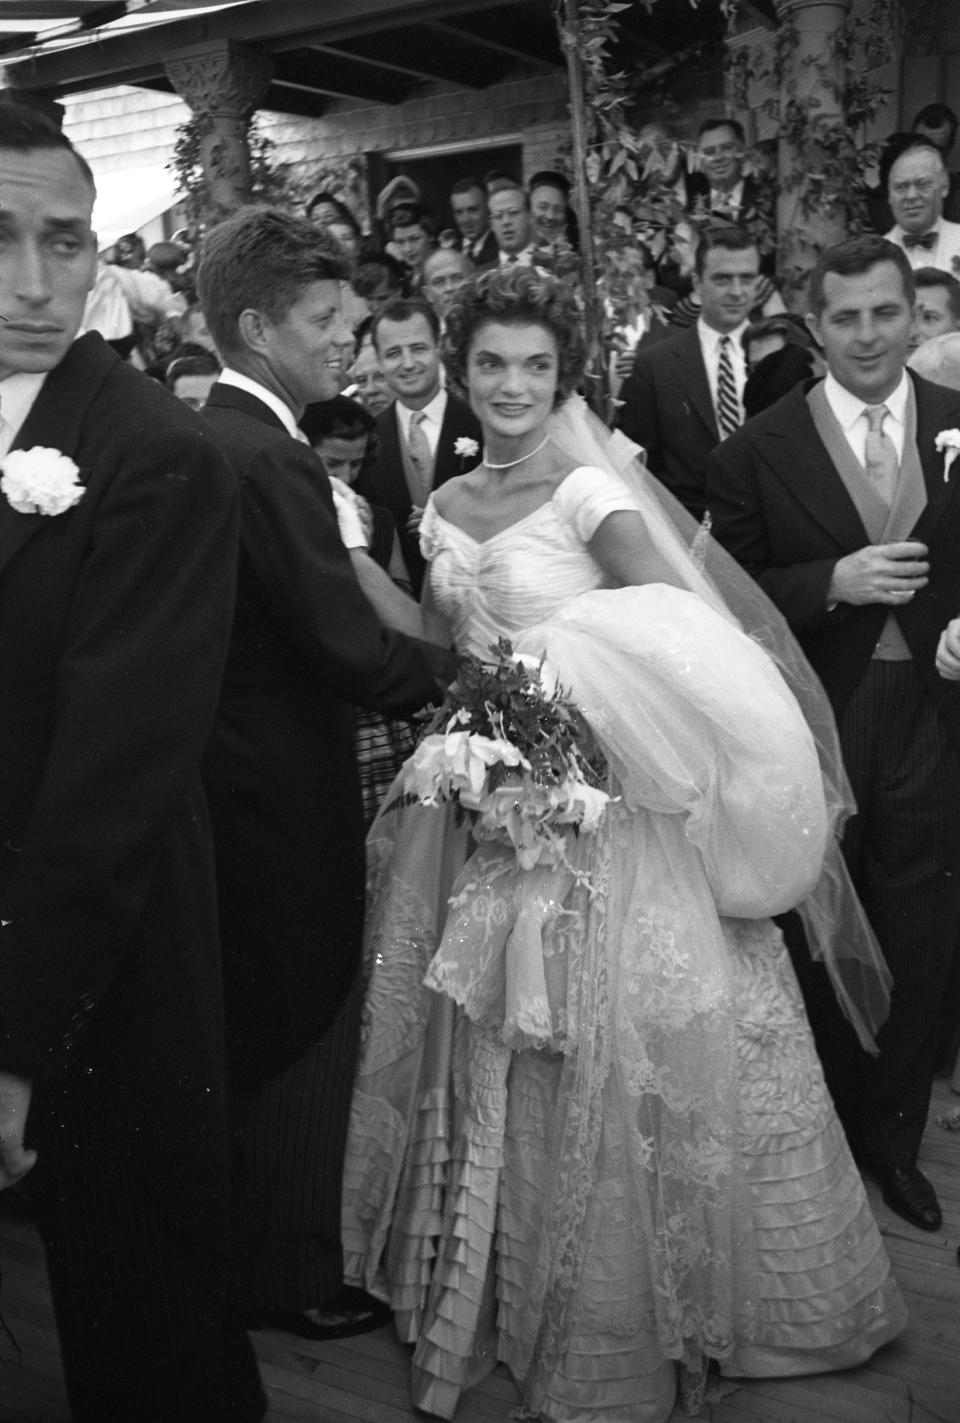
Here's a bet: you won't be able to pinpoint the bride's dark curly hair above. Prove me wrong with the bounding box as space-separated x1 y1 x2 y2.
442 266 586 408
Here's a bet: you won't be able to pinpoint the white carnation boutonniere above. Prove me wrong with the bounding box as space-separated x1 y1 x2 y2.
1 447 84 516
935 429 960 484
453 435 479 469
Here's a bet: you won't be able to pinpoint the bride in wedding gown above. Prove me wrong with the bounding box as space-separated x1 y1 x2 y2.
342 267 906 1422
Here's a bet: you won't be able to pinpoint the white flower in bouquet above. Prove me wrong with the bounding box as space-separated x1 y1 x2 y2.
398 639 611 877
556 777 610 834
404 730 526 805
1 447 84 516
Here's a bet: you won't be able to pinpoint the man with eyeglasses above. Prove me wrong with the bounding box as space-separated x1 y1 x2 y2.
886 139 960 275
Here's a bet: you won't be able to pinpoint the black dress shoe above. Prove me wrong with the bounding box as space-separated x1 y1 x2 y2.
246 1286 391 1341
881 1164 942 1232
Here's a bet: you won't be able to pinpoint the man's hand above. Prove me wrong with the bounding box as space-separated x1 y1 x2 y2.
406 505 424 536
937 618 960 680
828 541 929 607
0 1073 36 1190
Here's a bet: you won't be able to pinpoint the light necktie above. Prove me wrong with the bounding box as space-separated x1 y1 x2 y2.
406 409 433 504
716 335 741 440
863 404 899 501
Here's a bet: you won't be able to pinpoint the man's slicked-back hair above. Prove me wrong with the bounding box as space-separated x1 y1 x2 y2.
694 222 758 277
913 102 959 148
808 235 915 316
488 179 529 208
0 100 96 192
914 265 960 322
370 296 441 349
196 206 347 357
450 176 485 199
697 116 746 147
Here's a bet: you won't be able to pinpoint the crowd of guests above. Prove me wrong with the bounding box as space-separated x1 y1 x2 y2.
4 89 960 1423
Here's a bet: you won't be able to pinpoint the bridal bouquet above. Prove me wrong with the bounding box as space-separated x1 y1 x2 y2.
401 638 611 872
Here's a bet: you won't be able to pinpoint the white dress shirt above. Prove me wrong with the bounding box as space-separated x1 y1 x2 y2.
885 217 960 275
822 369 909 465
697 317 749 418
0 372 47 457
395 386 447 458
498 246 537 268
709 179 745 216
218 368 305 440
467 230 494 263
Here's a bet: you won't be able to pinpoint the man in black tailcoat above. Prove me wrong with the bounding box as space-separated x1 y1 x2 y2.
0 106 264 1421
708 235 960 1233
197 208 454 1339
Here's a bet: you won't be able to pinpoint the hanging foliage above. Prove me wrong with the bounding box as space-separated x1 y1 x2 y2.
168 112 304 237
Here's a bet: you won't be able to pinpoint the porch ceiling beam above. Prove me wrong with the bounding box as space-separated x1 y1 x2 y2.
311 32 502 90
273 50 408 106
0 0 512 92
420 18 552 69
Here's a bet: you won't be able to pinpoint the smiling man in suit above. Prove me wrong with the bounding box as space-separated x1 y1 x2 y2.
450 176 498 270
617 224 760 519
0 104 264 1421
708 234 960 1234
356 296 481 595
196 208 453 1341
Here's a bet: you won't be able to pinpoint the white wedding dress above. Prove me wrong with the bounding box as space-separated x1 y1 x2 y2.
342 465 906 1422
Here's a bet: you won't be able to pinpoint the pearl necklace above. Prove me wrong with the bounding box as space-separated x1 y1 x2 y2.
482 434 549 470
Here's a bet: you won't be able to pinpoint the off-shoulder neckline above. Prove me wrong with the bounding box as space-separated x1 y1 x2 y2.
427 465 605 548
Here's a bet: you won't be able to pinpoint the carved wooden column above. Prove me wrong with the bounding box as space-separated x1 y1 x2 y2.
165 41 274 220
775 0 851 307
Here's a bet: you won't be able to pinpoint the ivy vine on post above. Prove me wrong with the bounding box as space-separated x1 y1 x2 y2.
168 113 304 239
727 0 901 307
553 0 717 424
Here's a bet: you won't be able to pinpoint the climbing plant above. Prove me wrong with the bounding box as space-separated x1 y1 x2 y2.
168 112 304 237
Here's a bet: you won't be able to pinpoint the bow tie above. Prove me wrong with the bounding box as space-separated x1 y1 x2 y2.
902 231 937 250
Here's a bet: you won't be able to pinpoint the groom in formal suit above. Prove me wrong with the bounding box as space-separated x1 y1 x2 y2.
356 296 481 594
0 105 264 1420
196 208 454 1339
708 235 960 1232
617 225 760 519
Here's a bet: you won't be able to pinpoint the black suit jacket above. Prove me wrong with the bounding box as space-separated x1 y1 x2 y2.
201 383 453 1086
0 332 239 1220
616 323 720 520
357 393 482 595
685 171 769 224
707 373 960 736
459 229 499 270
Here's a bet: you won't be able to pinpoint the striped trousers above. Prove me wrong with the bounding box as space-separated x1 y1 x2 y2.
789 660 960 1169
231 968 363 1312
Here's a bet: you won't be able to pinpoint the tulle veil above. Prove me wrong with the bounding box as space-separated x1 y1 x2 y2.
546 393 891 1051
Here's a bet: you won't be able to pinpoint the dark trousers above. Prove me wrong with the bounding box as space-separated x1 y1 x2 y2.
787 661 960 1169
231 968 363 1313
26 1074 265 1423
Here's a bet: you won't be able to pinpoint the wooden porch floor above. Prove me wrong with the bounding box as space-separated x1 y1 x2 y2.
2 1079 959 1423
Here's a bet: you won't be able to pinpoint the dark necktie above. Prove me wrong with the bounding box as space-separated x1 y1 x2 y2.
902 231 937 250
716 335 741 440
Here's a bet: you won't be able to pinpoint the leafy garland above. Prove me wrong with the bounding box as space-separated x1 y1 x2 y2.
418 637 607 794
168 112 303 237
555 0 929 318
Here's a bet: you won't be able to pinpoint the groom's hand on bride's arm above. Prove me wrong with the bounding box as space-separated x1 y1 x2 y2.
0 1071 36 1190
